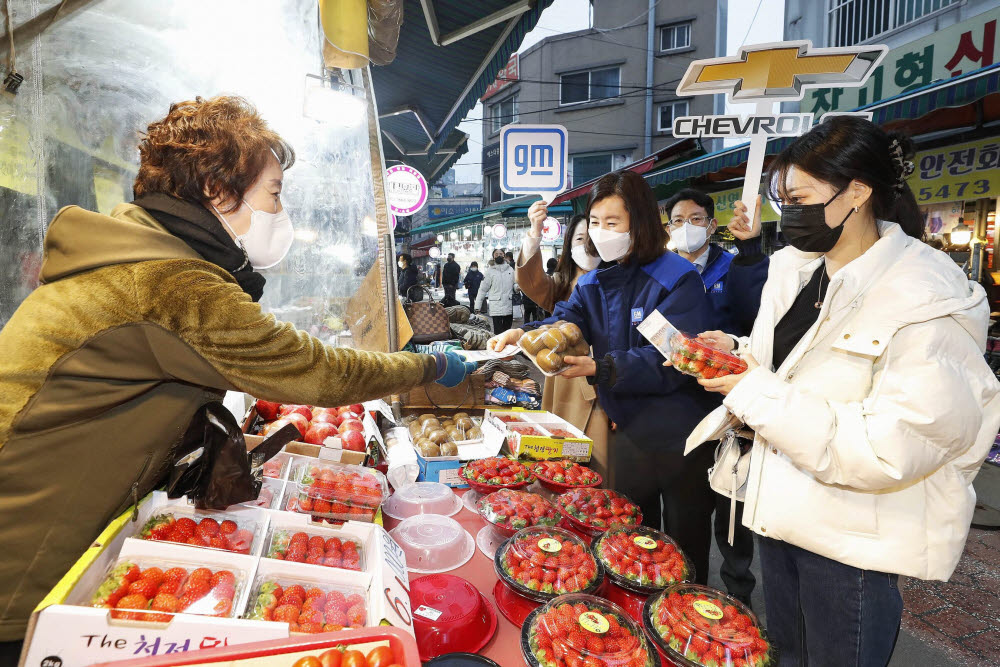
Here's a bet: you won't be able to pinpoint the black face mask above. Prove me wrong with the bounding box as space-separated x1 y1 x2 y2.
780 186 855 252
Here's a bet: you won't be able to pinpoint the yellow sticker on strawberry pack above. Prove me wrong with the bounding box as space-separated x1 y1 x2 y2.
633 535 657 550
538 538 562 553
693 600 724 620
578 611 610 634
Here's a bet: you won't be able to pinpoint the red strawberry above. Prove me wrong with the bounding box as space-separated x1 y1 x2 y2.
173 517 197 537
219 520 238 535
127 579 159 599
272 604 300 624
209 536 229 550
139 567 164 587
150 593 179 614
346 603 365 625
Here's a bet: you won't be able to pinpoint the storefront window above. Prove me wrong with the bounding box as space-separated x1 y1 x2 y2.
0 0 381 347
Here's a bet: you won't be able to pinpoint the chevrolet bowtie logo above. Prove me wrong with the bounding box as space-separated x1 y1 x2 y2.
677 41 887 101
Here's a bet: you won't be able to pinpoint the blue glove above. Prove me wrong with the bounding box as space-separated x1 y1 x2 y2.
433 351 477 388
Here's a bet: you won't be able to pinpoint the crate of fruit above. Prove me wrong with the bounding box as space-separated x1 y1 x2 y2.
594 525 694 594
264 525 364 572
135 507 261 555
485 409 593 463
555 488 642 536
494 526 603 602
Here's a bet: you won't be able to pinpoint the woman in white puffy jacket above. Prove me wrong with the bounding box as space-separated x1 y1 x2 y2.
686 117 1000 667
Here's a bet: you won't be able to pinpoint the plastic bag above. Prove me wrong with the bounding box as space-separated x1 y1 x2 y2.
368 0 404 66
166 402 297 509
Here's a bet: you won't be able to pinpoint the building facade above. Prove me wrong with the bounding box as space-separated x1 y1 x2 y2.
480 0 728 205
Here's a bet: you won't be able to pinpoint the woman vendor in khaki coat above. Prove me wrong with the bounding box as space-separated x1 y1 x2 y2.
515 208 611 482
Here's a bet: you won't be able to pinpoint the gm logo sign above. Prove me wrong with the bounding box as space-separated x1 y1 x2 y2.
500 124 568 197
631 308 644 324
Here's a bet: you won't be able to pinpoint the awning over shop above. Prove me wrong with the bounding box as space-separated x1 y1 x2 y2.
551 138 700 205
406 195 573 234
372 0 556 184
644 62 1000 190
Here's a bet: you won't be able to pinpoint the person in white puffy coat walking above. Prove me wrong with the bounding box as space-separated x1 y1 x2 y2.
686 117 1000 667
476 248 515 333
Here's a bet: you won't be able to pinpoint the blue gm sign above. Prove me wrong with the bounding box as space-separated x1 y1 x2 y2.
631 307 644 324
500 124 568 198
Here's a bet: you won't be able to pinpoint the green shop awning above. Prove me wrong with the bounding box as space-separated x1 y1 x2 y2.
408 196 573 234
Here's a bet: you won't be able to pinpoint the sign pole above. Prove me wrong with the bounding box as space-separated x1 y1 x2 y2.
741 101 775 228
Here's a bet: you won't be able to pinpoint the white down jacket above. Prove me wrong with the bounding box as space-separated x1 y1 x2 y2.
689 221 1000 581
475 262 515 316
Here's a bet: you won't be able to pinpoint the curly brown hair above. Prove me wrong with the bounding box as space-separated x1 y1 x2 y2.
134 96 295 213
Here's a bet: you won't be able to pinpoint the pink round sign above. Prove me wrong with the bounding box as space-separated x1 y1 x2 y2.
385 165 428 216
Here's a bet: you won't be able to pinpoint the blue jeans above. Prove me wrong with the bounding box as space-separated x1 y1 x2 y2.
759 536 902 667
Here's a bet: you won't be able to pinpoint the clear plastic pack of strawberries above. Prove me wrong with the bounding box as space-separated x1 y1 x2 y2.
637 310 748 380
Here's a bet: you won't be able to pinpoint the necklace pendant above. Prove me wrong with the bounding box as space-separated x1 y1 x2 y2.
814 300 823 309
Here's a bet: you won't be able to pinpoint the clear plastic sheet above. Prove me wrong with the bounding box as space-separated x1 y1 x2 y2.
0 0 382 348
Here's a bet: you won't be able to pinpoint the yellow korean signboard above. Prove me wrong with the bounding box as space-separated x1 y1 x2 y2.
908 137 999 206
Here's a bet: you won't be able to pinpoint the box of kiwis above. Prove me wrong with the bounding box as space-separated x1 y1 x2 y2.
517 321 590 376
400 412 501 487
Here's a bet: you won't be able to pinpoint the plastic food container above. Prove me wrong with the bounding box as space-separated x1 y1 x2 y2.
264 526 363 571
668 333 748 380
136 509 259 555
383 481 463 520
594 526 694 594
86 557 243 620
262 452 290 480
287 462 389 522
244 574 368 633
406 414 484 459
643 584 775 667
243 477 283 510
389 514 476 574
494 526 603 602
532 460 602 493
556 488 643 536
460 457 536 495
477 489 560 538
517 322 590 376
410 574 498 661
522 594 660 667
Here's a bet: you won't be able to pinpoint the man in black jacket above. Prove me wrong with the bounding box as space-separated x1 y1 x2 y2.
397 253 420 300
463 261 484 311
442 253 461 306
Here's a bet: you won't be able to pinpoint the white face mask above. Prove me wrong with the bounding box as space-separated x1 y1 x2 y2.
571 244 601 271
215 200 294 270
589 227 631 262
671 222 709 254
398 261 406 269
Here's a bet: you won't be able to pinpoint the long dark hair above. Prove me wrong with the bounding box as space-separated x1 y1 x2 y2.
553 214 587 302
766 116 922 239
585 170 667 265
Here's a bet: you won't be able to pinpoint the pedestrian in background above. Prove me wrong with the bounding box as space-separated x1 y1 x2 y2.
397 253 419 299
442 252 460 306
463 261 484 311
546 257 557 275
476 248 515 332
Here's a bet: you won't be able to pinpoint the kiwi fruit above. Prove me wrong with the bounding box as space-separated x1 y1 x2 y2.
559 322 583 345
536 348 565 373
418 442 441 457
408 422 423 438
466 426 483 440
427 428 449 445
453 412 470 420
446 427 463 441
440 442 459 456
519 329 547 354
540 329 568 353
568 340 590 357
455 417 475 431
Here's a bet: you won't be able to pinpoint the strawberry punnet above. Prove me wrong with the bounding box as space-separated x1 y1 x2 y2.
496 526 601 601
461 456 536 487
266 529 363 571
533 460 602 489
668 333 748 380
596 526 693 594
88 561 238 621
524 594 657 667
247 578 367 633
479 489 561 536
645 583 774 667
137 512 255 554
556 488 642 536
286 463 388 522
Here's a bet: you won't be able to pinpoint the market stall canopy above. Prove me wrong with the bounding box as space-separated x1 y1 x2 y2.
644 62 1000 189
371 0 556 184
409 195 573 234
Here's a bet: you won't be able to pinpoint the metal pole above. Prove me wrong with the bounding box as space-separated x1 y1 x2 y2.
644 0 655 157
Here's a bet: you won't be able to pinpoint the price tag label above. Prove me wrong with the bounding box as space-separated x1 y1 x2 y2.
318 443 343 462
362 412 385 453
414 605 443 621
694 600 724 620
538 538 562 553
437 468 463 486
578 611 610 634
481 416 506 455
364 399 396 423
560 441 591 458
633 535 658 550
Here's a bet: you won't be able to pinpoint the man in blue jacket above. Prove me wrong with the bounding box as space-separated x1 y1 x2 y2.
662 188 769 607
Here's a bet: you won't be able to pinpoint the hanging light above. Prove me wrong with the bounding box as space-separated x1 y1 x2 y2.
450 231 458 240
463 228 472 238
950 222 973 247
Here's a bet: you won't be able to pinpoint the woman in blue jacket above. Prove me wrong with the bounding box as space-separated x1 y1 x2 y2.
488 171 722 585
